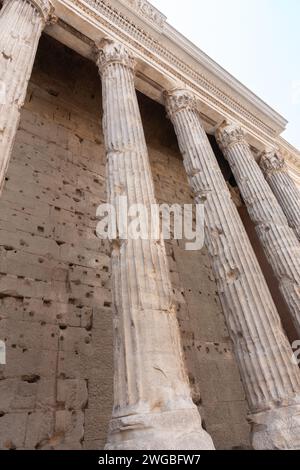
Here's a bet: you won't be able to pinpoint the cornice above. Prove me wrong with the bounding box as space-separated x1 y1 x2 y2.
50 0 288 145
118 0 167 32
163 22 287 133
46 0 299 176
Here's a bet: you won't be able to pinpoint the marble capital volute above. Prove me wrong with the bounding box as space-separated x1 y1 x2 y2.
164 88 197 118
95 38 136 73
260 150 287 175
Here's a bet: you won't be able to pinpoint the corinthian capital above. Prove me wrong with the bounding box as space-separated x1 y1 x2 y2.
164 88 197 118
260 150 287 176
28 0 55 22
95 38 136 73
215 121 247 152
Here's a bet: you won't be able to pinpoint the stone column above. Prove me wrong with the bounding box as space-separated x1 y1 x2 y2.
0 0 54 193
95 39 214 450
216 122 300 337
260 150 300 242
165 88 300 450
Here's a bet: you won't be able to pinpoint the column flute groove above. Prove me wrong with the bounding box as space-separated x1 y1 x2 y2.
0 0 54 193
216 122 300 337
96 39 214 450
165 88 300 450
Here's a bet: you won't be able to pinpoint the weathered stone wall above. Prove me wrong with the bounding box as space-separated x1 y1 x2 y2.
0 36 250 450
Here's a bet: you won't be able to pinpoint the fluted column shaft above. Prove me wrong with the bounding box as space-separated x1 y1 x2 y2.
96 40 214 450
260 151 300 242
216 123 300 337
165 88 300 450
0 0 53 193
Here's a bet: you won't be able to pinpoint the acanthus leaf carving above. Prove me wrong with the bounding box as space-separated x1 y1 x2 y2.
164 88 197 119
260 151 288 176
216 121 247 152
95 37 136 72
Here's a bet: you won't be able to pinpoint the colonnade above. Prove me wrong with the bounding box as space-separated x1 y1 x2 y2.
1 0 300 450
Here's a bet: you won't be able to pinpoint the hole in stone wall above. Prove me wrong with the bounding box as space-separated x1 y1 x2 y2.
21 374 40 384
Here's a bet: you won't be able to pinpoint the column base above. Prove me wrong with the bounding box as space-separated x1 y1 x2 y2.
105 408 215 450
251 404 300 450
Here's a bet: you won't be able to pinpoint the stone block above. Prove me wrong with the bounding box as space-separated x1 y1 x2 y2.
0 412 28 449
57 379 88 410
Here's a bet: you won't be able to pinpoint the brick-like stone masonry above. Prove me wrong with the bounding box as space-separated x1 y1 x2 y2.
0 36 250 450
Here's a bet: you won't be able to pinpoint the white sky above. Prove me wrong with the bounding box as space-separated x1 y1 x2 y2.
151 0 300 149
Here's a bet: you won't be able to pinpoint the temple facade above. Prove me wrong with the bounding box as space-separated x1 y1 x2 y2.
0 0 300 450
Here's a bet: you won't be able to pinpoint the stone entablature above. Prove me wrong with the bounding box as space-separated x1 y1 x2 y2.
0 0 297 170
119 0 167 31
45 0 296 154
1 0 300 451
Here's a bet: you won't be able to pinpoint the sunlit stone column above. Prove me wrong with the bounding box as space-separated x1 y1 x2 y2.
96 39 214 451
216 122 300 337
260 150 300 242
165 88 300 450
0 0 54 193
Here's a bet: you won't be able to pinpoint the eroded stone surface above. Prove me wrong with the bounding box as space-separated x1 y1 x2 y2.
0 0 53 194
216 122 300 338
165 88 300 450
0 36 250 451
96 39 214 450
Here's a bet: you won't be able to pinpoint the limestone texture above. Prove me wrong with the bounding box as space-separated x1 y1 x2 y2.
0 36 250 450
96 39 214 450
216 122 300 338
165 88 300 450
0 0 53 193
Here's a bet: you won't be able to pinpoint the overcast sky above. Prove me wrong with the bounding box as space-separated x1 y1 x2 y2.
151 0 300 149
